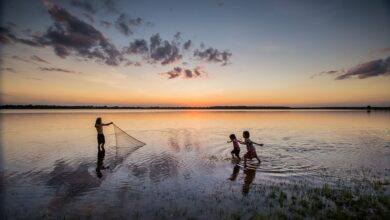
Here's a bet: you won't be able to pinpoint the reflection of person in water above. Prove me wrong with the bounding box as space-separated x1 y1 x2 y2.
242 168 257 196
229 164 240 181
96 149 109 178
95 117 113 151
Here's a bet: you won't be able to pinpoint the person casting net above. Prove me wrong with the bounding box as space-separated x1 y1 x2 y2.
95 118 145 167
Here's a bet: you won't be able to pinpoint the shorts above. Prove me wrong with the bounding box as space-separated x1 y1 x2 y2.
97 134 105 144
244 150 257 160
231 149 240 157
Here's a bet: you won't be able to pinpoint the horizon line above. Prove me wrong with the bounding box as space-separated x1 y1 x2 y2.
1 104 389 110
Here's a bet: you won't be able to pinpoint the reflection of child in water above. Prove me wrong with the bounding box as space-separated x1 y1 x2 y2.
229 165 240 181
96 149 109 178
242 168 256 195
227 134 241 160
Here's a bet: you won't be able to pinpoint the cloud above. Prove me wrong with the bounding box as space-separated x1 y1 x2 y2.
193 47 232 65
335 57 390 80
82 13 95 23
174 32 182 41
149 35 182 65
323 70 339 74
30 55 49 64
125 39 148 54
101 0 119 14
124 32 233 71
310 70 340 78
3 1 233 79
0 67 16 73
12 55 37 64
42 0 122 66
183 40 192 50
38 67 81 74
160 67 182 79
25 76 42 81
0 26 44 47
70 0 96 14
100 20 112 28
159 66 207 79
125 60 141 67
115 13 143 36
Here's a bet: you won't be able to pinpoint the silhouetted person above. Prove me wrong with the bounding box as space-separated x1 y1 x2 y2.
367 105 371 113
229 164 240 181
95 117 113 151
227 134 241 160
238 131 263 167
96 149 108 178
242 168 256 195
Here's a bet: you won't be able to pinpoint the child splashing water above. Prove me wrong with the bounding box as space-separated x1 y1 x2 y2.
239 131 263 167
227 134 241 160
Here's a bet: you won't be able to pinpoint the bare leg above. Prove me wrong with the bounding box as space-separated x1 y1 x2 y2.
231 152 235 159
101 143 105 151
256 156 261 163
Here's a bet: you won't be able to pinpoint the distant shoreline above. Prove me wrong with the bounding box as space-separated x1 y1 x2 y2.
1 105 389 111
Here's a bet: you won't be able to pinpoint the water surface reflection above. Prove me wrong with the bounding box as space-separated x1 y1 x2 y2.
1 110 390 218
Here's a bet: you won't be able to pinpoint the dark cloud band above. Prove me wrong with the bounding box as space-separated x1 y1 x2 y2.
318 56 390 80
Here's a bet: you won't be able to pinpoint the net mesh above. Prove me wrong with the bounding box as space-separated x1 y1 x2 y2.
113 123 145 153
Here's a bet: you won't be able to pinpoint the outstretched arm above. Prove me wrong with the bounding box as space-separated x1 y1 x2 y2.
102 122 113 126
252 141 263 146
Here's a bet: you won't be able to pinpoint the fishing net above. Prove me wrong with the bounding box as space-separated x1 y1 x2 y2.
111 124 145 167
113 123 146 151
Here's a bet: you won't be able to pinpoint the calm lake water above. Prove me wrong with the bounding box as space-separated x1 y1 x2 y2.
1 110 390 219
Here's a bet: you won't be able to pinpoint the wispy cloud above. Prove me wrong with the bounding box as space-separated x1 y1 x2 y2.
100 20 112 28
30 55 49 64
70 0 96 14
335 57 390 80
310 70 340 79
0 67 16 73
0 26 44 47
12 55 37 64
317 56 390 80
115 13 144 36
101 0 119 14
38 67 81 74
159 66 207 80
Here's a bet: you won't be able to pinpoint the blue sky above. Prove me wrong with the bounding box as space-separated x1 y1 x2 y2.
1 0 389 106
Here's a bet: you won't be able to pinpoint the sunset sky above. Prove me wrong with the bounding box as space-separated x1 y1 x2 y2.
1 0 389 107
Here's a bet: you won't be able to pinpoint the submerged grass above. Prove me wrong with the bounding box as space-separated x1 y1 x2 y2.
4 174 390 220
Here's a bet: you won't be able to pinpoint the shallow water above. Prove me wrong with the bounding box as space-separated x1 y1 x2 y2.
1 110 390 218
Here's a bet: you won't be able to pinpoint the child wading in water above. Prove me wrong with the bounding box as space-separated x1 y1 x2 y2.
228 134 241 160
95 117 113 151
239 131 263 167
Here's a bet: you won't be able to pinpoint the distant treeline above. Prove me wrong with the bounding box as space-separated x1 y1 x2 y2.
1 104 390 111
